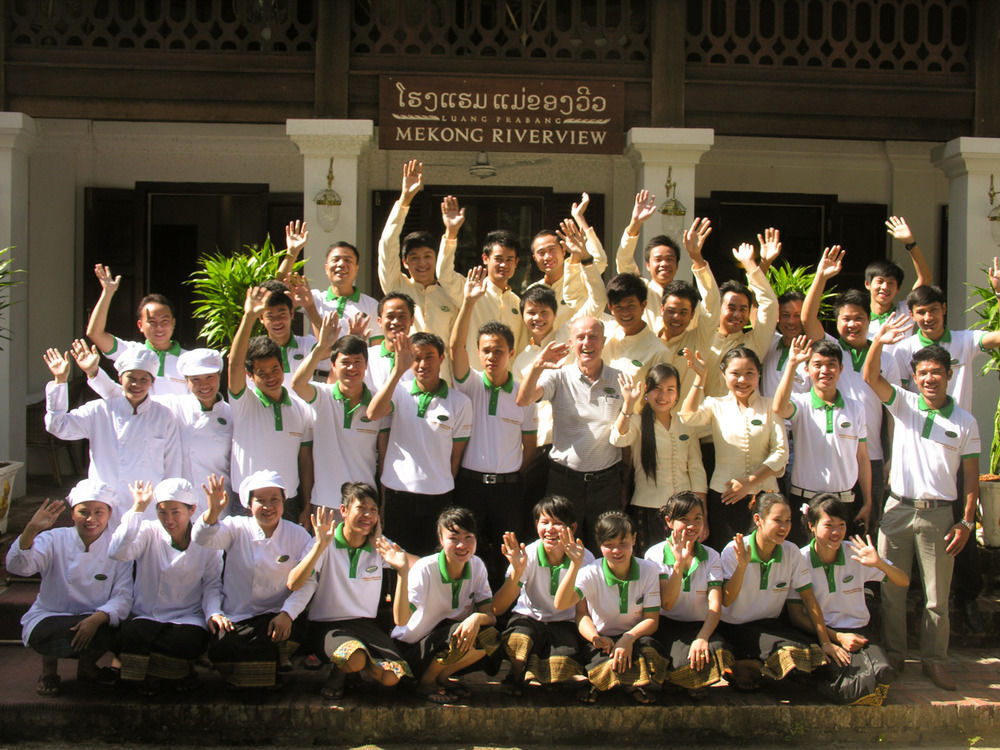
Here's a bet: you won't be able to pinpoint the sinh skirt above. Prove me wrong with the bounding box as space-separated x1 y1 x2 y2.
502 614 586 684
655 616 733 690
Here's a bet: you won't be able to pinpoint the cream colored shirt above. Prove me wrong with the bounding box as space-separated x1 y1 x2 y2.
611 416 707 508
602 322 668 385
679 392 788 493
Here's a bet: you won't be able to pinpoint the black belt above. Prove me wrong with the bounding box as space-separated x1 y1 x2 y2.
459 468 521 485
889 491 952 510
790 487 854 502
549 460 621 483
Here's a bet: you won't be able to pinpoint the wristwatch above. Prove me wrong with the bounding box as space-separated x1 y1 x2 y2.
959 519 974 531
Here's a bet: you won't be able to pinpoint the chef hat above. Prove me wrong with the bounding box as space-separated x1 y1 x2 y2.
238 470 287 509
153 477 198 511
67 478 116 508
177 348 223 377
114 348 159 378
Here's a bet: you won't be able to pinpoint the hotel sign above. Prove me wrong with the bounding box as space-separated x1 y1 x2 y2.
379 75 624 155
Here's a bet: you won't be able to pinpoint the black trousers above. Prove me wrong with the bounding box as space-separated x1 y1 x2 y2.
382 487 454 557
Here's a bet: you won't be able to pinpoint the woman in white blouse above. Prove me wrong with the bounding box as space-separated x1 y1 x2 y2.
679 346 788 550
612 364 707 552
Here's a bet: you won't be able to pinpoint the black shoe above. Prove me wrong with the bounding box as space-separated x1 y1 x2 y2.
962 599 984 631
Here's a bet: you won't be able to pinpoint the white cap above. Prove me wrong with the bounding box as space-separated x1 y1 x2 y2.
67 478 116 508
114 348 159 378
238 470 286 509
177 348 223 377
153 477 198 511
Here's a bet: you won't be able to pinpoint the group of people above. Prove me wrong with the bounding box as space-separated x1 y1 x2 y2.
10 159 998 706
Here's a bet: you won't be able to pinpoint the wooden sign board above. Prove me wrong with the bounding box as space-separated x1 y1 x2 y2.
379 75 624 155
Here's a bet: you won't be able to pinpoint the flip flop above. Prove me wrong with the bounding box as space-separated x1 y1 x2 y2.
303 654 323 671
417 684 457 704
320 669 346 700
577 685 600 704
627 685 655 704
36 674 61 697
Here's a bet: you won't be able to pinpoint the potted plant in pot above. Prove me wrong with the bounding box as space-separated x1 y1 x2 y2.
0 246 25 533
967 267 1000 546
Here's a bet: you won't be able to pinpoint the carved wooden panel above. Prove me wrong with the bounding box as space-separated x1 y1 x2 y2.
685 0 970 73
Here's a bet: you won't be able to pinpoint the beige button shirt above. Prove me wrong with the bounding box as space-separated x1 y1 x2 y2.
611 416 707 508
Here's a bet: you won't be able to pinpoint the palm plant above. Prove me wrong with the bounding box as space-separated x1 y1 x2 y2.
767 260 836 321
967 268 1000 475
185 237 302 357
0 247 25 350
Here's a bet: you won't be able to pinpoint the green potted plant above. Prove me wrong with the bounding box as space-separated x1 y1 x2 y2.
967 268 1000 546
766 260 836 320
0 246 25 533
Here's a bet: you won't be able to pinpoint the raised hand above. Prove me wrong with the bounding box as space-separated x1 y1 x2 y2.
668 529 695 574
989 257 1000 296
201 473 228 518
500 531 528 578
732 532 750 569
788 334 812 367
731 241 756 269
557 217 589 262
535 341 570 370
441 195 466 236
317 311 341 350
873 312 914 347
392 332 415 373
284 220 308 258
683 217 712 262
885 215 914 245
286 273 314 310
375 536 410 572
128 480 155 514
244 285 269 317
345 312 371 339
94 264 121 295
816 245 844 281
617 371 644 413
400 159 424 204
757 227 782 268
630 189 657 227
846 534 881 567
70 338 101 379
558 526 586 566
681 347 707 378
571 192 591 230
312 506 337 545
24 498 66 536
43 348 72 383
463 266 488 303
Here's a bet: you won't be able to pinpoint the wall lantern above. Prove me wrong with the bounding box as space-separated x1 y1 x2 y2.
659 166 687 240
314 157 342 232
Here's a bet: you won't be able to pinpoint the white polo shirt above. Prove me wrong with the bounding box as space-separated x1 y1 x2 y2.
573 557 661 636
645 540 723 623
832 334 900 462
868 300 910 341
791 541 886 630
277 333 317 388
720 532 812 625
104 336 189 396
391 551 493 644
192 515 314 623
304 524 392 622
761 334 810 398
455 368 537 474
601 322 667 384
509 539 595 623
229 383 313 498
364 342 415 393
539 363 624 472
788 388 867 492
308 382 388 508
312 286 384 344
381 379 473 495
883 386 980 500
893 328 986 412
109 509 223 628
5 527 133 645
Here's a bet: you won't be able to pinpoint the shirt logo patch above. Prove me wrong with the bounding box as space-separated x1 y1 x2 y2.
294 353 304 360
679 434 690 441
94 573 107 581
751 419 763 426
437 415 449 422
631 359 643 367
603 387 616 395
511 307 519 315
360 416 371 423
945 430 958 438
365 565 378 573
950 358 959 366
217 417 227 425
635 595 644 604
441 305 451 312
843 575 854 583
775 581 787 588
840 421 851 428
277 555 290 563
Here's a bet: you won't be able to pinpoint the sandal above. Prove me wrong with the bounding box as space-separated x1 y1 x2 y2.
626 685 655 704
440 678 472 699
303 654 323 671
36 674 61 697
577 685 600 704
320 669 346 700
417 684 457 704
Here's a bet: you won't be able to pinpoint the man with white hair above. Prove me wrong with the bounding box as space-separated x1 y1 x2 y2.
43 345 182 516
517 316 625 551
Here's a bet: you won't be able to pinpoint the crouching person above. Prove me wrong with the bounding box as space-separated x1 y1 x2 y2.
287 482 415 701
192 471 313 689
5 479 132 696
109 478 223 695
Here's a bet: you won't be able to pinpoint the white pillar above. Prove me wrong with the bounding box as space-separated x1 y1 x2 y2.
931 136 1000 453
625 128 714 280
0 113 39 497
885 141 946 288
286 120 375 291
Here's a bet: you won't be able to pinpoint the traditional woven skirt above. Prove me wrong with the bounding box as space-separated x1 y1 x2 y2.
118 618 208 681
815 627 897 705
309 617 412 681
397 619 501 676
656 616 734 690
208 612 304 688
718 618 827 680
502 614 586 684
582 634 668 691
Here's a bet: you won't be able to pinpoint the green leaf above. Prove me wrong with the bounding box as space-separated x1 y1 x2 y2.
766 261 836 321
966 270 1000 473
